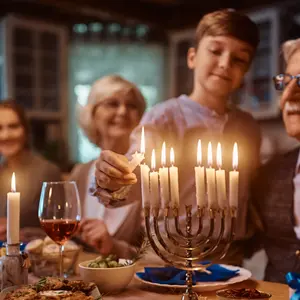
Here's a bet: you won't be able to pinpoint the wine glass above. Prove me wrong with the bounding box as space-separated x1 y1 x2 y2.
38 181 81 278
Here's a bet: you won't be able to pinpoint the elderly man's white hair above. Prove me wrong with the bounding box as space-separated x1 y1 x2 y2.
77 74 146 146
282 38 300 64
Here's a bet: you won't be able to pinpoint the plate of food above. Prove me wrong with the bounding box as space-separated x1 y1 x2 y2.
135 264 252 292
0 277 102 299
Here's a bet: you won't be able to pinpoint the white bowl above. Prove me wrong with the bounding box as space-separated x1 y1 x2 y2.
79 259 136 294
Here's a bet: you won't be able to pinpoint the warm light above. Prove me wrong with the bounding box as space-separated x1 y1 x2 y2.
140 126 145 154
233 142 238 170
170 148 175 166
151 149 156 170
207 142 213 167
161 142 166 167
11 172 16 192
197 140 202 166
217 143 222 169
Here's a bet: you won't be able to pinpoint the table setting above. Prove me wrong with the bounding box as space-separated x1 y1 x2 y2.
0 132 292 299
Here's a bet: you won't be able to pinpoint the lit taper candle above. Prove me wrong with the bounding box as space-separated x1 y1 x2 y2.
194 140 206 207
159 142 170 208
229 143 239 207
7 172 20 244
169 148 180 208
206 142 217 208
216 143 227 208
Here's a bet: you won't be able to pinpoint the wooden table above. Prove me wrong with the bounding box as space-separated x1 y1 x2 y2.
102 278 288 299
29 252 289 299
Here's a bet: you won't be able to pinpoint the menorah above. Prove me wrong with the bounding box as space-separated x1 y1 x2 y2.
143 202 237 299
138 136 239 300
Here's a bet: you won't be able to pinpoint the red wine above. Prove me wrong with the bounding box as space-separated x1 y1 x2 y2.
40 219 79 245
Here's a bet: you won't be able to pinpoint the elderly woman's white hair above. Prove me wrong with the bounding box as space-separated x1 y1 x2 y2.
78 74 146 146
282 38 300 64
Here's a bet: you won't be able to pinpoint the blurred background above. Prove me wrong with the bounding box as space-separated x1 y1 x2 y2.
0 0 300 170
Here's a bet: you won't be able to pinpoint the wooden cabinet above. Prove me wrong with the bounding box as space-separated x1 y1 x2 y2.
0 15 69 167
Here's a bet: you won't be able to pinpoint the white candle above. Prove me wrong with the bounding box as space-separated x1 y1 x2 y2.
139 126 150 208
140 164 150 208
229 143 239 208
216 143 227 208
194 140 206 207
206 142 217 208
159 142 170 208
128 126 146 171
169 148 180 208
7 172 20 244
150 149 160 208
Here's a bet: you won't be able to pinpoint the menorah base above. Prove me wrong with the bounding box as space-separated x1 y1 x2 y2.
181 290 198 300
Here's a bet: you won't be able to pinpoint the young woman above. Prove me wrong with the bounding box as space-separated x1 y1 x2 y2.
0 100 61 242
91 9 261 265
70 75 146 258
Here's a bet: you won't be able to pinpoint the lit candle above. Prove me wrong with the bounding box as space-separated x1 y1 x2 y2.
216 143 227 208
150 149 160 208
169 148 180 208
7 172 20 244
194 140 206 207
206 142 217 208
229 143 239 207
128 127 145 171
140 126 150 208
159 142 170 208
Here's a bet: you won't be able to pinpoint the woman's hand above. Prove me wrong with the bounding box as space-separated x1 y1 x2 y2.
95 150 137 191
0 217 6 241
79 218 114 255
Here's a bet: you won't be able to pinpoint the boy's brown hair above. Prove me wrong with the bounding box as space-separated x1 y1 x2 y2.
195 9 260 51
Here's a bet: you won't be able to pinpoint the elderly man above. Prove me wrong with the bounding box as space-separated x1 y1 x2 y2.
251 38 300 283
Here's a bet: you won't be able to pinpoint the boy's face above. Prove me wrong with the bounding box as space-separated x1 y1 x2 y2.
187 35 254 98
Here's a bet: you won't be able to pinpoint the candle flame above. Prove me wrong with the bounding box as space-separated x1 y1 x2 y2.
207 142 213 167
217 142 222 169
161 142 166 167
140 127 145 154
170 148 175 166
233 142 238 170
197 140 202 166
11 172 16 192
151 149 156 170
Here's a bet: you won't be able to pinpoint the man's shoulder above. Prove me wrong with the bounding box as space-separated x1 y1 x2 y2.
261 147 299 173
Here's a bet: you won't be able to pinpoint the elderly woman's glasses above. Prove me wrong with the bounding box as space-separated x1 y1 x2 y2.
273 73 300 91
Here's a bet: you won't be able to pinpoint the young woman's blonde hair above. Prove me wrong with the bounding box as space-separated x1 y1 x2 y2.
78 75 146 146
281 38 300 64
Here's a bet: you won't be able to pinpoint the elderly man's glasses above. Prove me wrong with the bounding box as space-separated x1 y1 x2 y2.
273 73 300 91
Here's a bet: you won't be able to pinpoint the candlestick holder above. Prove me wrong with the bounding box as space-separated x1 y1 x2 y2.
144 205 237 300
0 243 30 291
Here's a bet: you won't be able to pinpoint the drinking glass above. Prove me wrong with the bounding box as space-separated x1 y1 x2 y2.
38 181 81 278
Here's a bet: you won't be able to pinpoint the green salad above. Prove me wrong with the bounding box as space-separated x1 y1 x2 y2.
87 254 131 268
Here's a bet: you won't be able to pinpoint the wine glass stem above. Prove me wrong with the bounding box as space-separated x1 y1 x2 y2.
59 244 65 278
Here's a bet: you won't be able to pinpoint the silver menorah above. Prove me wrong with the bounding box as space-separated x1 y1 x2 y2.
143 204 237 300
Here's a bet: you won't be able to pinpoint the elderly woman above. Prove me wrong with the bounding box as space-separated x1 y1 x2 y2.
0 100 62 242
70 75 146 258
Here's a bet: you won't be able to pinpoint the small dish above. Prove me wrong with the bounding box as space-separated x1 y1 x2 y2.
216 288 272 299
